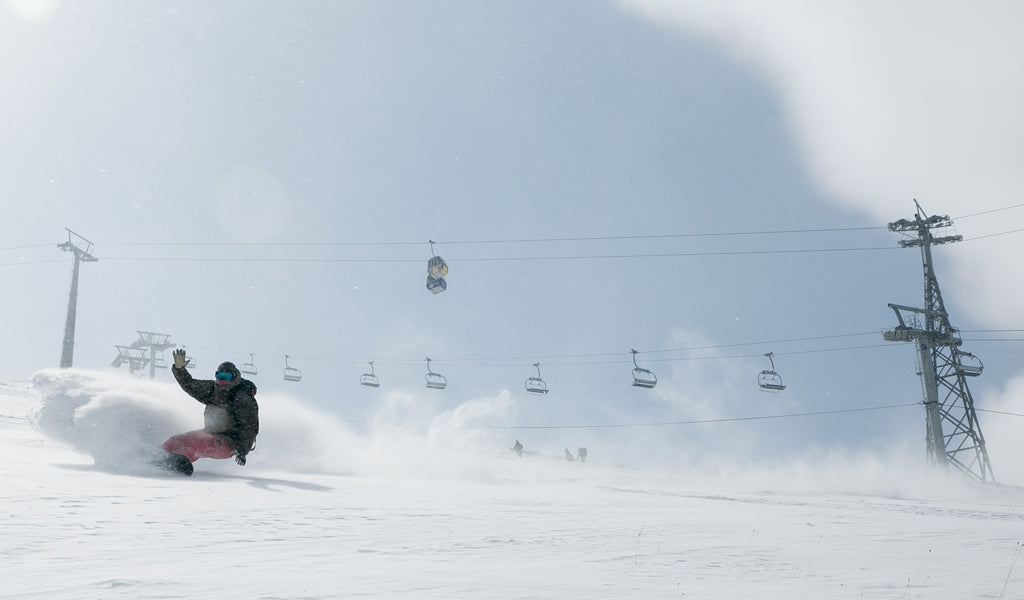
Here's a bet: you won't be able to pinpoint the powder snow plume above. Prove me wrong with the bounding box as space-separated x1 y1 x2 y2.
27 368 522 481
26 369 982 498
29 369 192 474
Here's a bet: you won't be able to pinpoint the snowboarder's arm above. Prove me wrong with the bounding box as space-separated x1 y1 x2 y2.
232 384 259 456
172 365 214 404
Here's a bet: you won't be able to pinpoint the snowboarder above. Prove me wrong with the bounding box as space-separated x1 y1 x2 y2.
157 349 259 476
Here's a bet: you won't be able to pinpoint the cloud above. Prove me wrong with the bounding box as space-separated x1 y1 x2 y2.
615 0 1024 323
616 1 1024 214
976 373 1024 485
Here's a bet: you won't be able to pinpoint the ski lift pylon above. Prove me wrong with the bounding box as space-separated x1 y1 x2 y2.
758 352 786 392
425 357 447 390
241 353 258 376
360 361 381 388
283 354 302 382
525 362 549 395
630 349 657 389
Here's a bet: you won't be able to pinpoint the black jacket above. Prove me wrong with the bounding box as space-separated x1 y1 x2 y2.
172 364 259 456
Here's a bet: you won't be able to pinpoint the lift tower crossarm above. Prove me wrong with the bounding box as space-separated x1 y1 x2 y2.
887 202 962 247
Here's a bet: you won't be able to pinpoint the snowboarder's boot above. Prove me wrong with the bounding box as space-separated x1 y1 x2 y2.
156 452 194 476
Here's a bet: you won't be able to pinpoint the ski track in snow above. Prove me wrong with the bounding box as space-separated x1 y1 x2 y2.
2 372 1024 599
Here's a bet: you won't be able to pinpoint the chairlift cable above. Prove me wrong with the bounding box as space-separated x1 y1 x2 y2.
962 227 1024 242
976 407 1024 418
0 259 68 267
94 225 889 248
201 341 901 371
387 331 884 365
96 244 902 263
954 202 1024 221
0 244 56 252
9 223 1024 267
469 402 921 430
192 328 1022 374
8 199 1024 255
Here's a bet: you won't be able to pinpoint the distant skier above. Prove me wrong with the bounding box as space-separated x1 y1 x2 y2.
157 349 259 476
512 440 523 457
577 447 588 463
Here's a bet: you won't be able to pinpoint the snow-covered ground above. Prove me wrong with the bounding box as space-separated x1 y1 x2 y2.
3 370 1024 599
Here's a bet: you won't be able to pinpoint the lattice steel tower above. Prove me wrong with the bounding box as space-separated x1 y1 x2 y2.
883 201 993 482
58 229 98 368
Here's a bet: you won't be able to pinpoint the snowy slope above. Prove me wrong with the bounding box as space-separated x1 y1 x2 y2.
3 371 1024 599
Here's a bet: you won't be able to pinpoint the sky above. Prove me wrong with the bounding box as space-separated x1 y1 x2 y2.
3 1 1024 480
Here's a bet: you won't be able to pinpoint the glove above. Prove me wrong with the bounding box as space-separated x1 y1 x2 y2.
235 453 246 466
172 348 189 369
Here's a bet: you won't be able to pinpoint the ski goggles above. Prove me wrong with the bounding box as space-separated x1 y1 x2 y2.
216 371 235 382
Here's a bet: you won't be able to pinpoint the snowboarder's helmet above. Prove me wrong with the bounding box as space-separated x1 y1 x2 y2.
215 361 240 381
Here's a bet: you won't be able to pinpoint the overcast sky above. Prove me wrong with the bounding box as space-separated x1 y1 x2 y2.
3 1 1024 477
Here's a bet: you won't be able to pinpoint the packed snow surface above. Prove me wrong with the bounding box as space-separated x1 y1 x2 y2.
3 370 1024 599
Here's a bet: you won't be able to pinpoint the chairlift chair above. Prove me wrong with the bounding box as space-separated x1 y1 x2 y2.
183 348 197 370
955 351 983 377
630 349 657 389
360 361 381 388
283 354 302 382
241 353 258 376
758 352 786 392
525 363 549 395
425 357 447 390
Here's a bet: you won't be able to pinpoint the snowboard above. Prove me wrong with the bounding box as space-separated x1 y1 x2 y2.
155 452 194 476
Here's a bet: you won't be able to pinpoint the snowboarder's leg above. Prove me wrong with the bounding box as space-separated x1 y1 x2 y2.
162 429 236 462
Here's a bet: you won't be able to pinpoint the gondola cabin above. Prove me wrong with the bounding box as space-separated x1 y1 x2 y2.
426 275 447 294
427 255 448 279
